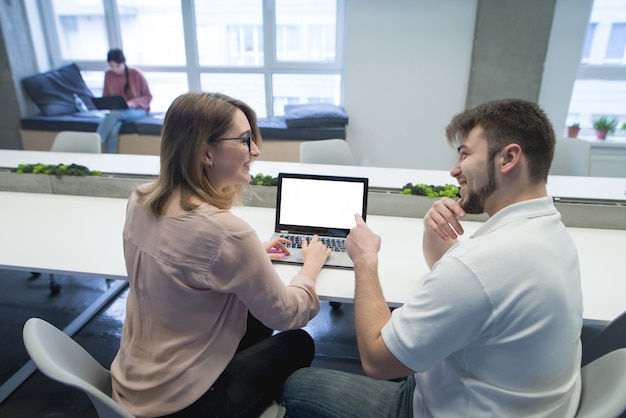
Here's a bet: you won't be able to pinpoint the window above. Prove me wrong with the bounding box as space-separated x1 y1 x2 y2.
49 0 108 61
37 0 344 114
117 0 186 66
567 1 626 136
275 0 337 62
200 73 266 117
605 23 626 60
272 74 340 115
195 0 264 66
581 23 597 61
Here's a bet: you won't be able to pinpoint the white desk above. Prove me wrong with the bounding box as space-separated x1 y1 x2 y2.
1 190 624 402
0 149 160 178
1 191 624 322
1 150 625 202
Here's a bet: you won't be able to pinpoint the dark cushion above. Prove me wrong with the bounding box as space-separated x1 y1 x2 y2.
257 116 346 140
20 115 137 134
21 63 96 116
134 114 166 135
283 103 348 128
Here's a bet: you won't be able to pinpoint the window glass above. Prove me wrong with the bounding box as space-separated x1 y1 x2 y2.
117 0 186 66
81 70 105 97
200 73 266 117
275 0 336 62
39 0 344 118
142 72 189 112
50 0 108 60
605 23 626 60
567 0 626 135
567 79 626 135
581 23 597 61
272 74 341 115
195 0 263 66
81 70 185 113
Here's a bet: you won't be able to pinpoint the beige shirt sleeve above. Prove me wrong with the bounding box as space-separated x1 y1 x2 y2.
205 221 321 331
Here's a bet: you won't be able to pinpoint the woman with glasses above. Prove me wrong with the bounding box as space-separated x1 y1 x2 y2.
110 91 330 418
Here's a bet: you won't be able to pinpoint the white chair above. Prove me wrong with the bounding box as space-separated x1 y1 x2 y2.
23 317 285 418
51 131 102 153
299 139 356 165
576 348 626 417
23 317 133 418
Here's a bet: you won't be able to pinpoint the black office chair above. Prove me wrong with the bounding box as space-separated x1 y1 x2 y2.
581 309 626 367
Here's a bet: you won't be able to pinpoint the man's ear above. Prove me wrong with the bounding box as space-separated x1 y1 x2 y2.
499 143 522 174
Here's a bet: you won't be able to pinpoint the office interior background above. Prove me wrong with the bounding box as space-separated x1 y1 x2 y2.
0 0 625 172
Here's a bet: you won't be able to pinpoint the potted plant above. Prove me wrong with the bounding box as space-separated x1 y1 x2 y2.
592 116 618 140
567 123 580 138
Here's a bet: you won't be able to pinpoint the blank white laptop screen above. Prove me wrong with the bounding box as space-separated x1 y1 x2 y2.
279 177 365 230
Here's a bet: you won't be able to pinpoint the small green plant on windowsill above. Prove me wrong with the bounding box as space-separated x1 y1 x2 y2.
11 163 102 178
400 183 459 198
592 116 618 139
567 123 581 138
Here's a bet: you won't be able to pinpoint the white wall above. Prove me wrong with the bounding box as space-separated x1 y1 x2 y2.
344 0 477 170
345 0 594 174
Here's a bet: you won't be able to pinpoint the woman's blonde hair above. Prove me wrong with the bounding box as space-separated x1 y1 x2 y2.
137 91 262 215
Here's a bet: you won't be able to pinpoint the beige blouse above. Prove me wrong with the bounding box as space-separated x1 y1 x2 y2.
110 191 320 417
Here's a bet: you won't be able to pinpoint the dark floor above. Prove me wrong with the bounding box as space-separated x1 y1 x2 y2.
0 269 363 417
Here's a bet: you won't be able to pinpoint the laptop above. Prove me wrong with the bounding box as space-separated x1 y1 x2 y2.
91 96 129 110
270 173 369 269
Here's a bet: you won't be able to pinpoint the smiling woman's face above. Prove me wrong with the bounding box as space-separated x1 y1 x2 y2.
204 108 261 190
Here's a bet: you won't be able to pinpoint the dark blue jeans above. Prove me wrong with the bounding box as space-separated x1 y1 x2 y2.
161 314 314 418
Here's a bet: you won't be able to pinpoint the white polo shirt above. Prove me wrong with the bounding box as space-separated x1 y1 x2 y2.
382 197 583 418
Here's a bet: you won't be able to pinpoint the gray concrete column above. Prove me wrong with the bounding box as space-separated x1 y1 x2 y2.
467 0 557 107
0 0 39 149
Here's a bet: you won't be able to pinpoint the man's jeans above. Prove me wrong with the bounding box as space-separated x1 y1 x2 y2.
283 368 415 418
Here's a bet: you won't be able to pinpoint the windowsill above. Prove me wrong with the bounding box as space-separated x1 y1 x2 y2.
574 135 626 145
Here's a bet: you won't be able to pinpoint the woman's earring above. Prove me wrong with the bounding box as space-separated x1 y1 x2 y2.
208 161 213 169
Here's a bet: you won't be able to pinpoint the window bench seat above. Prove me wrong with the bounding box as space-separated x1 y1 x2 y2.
19 114 347 162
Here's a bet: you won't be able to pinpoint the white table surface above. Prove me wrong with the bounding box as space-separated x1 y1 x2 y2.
1 150 625 202
0 149 161 178
1 191 624 322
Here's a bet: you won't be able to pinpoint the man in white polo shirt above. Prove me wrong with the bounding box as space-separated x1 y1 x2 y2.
282 98 583 417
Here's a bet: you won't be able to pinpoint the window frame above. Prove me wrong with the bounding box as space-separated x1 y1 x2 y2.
35 0 345 116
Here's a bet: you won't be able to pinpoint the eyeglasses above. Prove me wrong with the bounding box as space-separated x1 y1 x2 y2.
210 135 252 152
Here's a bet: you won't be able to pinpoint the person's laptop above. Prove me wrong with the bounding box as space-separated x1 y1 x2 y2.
91 96 129 110
269 172 369 269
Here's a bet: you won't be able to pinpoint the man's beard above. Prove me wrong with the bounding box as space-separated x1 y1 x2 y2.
460 163 497 214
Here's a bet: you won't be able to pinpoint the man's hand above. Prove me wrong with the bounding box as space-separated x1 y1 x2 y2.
345 214 381 263
422 197 465 269
423 197 466 241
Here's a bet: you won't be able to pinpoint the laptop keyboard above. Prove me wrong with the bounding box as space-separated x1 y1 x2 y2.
279 234 346 252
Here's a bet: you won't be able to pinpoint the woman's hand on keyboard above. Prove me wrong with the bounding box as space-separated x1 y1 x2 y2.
264 237 291 260
300 235 332 280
